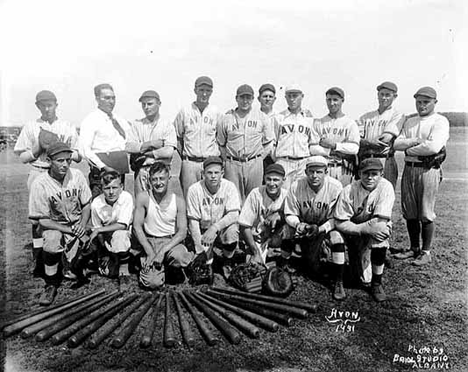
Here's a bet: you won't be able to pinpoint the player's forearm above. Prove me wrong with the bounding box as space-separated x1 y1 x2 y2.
335 142 359 155
285 215 300 229
38 219 73 234
240 226 259 253
309 144 330 157
406 141 446 157
93 223 127 234
79 204 91 228
125 141 142 154
319 219 335 234
213 211 238 232
18 150 38 164
147 146 174 160
188 219 203 253
262 142 273 158
393 138 415 151
335 220 362 236
71 150 82 163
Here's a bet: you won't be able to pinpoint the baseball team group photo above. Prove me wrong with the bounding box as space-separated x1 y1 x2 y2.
1 1 467 372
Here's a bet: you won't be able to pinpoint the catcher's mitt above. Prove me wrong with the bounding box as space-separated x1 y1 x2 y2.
229 262 264 291
38 128 60 150
262 267 294 297
187 252 213 286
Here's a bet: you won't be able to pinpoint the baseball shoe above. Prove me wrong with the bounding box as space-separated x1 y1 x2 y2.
371 283 387 302
277 256 297 274
39 284 57 306
412 251 432 266
393 249 418 260
333 281 346 301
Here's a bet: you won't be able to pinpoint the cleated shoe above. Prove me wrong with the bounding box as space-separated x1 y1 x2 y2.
39 284 58 306
412 251 432 266
371 283 387 302
333 281 346 301
393 249 418 260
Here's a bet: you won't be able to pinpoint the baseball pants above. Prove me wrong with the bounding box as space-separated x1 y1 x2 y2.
401 165 441 222
180 159 204 197
383 157 398 189
328 162 354 186
275 158 308 190
139 236 194 289
43 229 81 263
224 157 263 203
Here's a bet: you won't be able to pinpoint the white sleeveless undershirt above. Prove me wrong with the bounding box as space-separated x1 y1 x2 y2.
144 193 177 237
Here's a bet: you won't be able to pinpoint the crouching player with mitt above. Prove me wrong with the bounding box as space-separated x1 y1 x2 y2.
87 170 134 281
28 142 92 305
283 156 343 275
238 163 291 265
186 156 241 278
133 162 193 289
333 158 395 302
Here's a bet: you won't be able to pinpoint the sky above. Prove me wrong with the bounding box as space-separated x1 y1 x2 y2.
0 0 466 127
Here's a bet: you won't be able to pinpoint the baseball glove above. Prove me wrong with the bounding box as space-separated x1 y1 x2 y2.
229 262 264 291
38 128 60 150
187 252 213 286
262 267 294 297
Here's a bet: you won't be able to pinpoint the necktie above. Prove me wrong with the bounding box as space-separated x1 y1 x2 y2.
108 113 126 139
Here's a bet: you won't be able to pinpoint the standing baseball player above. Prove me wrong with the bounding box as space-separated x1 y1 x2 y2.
258 83 277 171
393 87 449 266
271 84 315 189
358 82 406 189
133 162 193 289
217 84 274 203
29 142 92 305
333 158 395 302
174 76 223 197
310 87 360 186
186 156 241 275
283 156 343 274
14 90 81 277
126 90 177 195
80 83 130 198
238 163 291 264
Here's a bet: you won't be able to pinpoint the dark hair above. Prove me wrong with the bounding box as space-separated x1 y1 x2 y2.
149 161 171 177
94 83 114 97
100 170 121 185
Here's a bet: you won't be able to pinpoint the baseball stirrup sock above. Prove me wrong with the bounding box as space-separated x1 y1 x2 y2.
421 221 435 251
406 219 421 250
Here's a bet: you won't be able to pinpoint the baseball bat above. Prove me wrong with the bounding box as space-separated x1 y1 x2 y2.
52 294 137 346
192 292 260 339
22 291 118 339
211 287 318 313
173 290 195 347
34 291 120 341
110 294 155 349
1 289 106 331
185 291 241 345
163 291 177 348
2 289 106 337
208 289 308 318
140 294 163 349
85 294 147 349
198 292 279 332
178 291 219 346
205 290 293 326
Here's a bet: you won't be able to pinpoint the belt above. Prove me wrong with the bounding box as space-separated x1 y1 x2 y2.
227 154 262 162
328 161 343 167
182 156 206 162
405 161 427 168
364 154 394 159
279 156 307 161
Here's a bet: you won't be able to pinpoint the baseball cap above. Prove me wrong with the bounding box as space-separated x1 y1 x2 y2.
285 84 303 94
359 158 383 172
306 156 328 168
326 87 345 99
265 163 285 177
47 142 73 157
203 156 223 169
259 83 276 95
377 81 398 93
236 84 254 97
138 90 160 102
195 76 213 88
413 86 437 99
36 90 57 103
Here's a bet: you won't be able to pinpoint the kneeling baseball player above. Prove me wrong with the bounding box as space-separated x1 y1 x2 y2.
28 142 92 305
133 162 193 289
333 158 395 302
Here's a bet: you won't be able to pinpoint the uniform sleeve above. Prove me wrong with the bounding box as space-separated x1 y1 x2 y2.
29 182 50 220
67 123 80 151
394 118 417 151
186 185 201 221
14 123 35 154
373 181 395 219
173 109 185 139
309 119 331 156
225 182 241 213
335 120 360 155
406 116 450 156
238 190 258 227
261 114 274 145
326 182 343 219
333 186 354 221
77 171 92 206
383 111 405 137
79 114 106 169
284 182 301 217
216 115 228 147
117 192 134 227
163 119 178 148
90 200 103 228
125 120 142 153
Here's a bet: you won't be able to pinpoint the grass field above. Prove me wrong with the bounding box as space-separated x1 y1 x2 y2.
0 128 467 372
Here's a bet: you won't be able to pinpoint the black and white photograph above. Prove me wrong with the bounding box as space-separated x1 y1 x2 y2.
1 0 467 371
